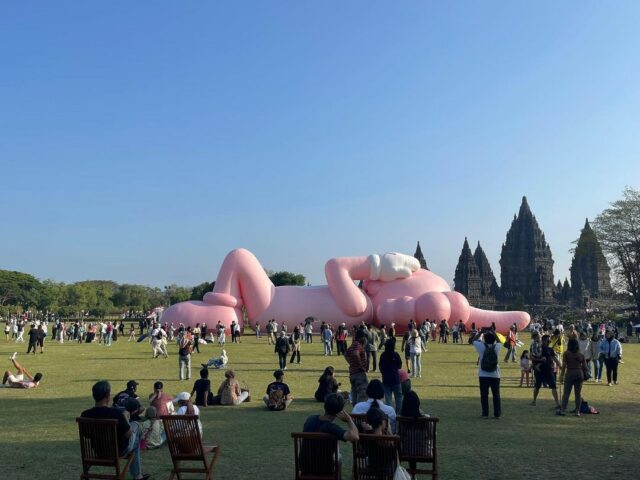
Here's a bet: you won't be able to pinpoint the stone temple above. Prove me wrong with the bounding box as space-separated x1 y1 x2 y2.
413 241 428 270
569 218 612 304
499 196 555 304
453 238 498 306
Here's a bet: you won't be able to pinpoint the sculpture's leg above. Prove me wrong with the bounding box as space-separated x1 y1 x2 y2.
324 256 371 316
204 248 274 320
468 307 530 334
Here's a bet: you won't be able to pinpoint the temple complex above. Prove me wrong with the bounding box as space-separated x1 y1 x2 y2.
413 241 428 270
453 238 482 304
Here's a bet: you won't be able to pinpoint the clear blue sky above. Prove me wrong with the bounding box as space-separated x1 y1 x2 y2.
1 1 639 288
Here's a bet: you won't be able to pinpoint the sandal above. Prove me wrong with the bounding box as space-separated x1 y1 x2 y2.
556 408 565 416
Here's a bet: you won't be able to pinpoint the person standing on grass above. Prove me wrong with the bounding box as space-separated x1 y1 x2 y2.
600 329 622 386
365 325 379 372
380 337 402 411
400 327 412 374
255 321 261 339
504 325 517 363
178 328 194 381
345 331 369 404
559 338 588 416
81 381 151 480
26 324 38 355
531 334 563 414
192 323 201 353
289 326 302 365
304 320 313 343
322 324 333 356
275 331 290 370
36 323 45 353
409 329 423 378
473 330 502 419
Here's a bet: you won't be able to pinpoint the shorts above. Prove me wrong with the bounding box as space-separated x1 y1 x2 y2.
534 369 556 389
8 374 24 383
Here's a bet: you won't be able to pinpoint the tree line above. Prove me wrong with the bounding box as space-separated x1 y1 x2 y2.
0 270 305 318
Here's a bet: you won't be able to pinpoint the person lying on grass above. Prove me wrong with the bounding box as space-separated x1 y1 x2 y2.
2 352 42 388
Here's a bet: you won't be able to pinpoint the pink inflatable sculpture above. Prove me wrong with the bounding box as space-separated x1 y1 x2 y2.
162 249 530 335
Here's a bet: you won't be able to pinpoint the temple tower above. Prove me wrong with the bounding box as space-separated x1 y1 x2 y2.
499 196 555 304
454 238 482 304
414 241 428 270
569 218 612 304
474 241 499 303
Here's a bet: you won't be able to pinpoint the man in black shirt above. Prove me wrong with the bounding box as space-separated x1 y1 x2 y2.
26 324 39 354
263 369 293 410
81 381 150 480
303 393 359 441
113 380 139 411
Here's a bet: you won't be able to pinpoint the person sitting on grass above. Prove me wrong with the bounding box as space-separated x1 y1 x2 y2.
314 366 340 402
2 352 43 389
139 406 166 450
81 380 151 480
351 379 397 433
303 393 359 443
191 368 212 407
113 380 139 411
263 369 293 410
217 370 249 405
201 349 228 369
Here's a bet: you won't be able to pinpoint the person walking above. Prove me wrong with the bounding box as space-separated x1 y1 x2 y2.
473 330 502 419
192 323 201 353
409 329 423 378
322 324 333 356
275 331 290 370
345 331 369 404
289 326 302 365
503 325 517 363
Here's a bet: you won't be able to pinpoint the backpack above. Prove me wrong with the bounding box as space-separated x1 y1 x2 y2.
267 387 286 411
481 344 498 372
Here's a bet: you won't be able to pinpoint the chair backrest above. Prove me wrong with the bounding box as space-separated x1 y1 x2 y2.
349 413 368 432
352 433 399 480
161 415 204 460
396 416 438 461
291 432 339 479
76 417 120 468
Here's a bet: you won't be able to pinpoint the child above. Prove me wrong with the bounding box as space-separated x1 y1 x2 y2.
519 350 532 387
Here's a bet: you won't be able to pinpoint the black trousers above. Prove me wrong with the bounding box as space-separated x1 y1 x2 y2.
604 358 619 383
366 350 378 371
27 341 37 354
479 376 501 418
290 350 300 364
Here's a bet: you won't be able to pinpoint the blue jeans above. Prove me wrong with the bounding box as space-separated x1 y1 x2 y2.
594 357 603 380
323 340 332 355
383 383 403 413
504 347 516 362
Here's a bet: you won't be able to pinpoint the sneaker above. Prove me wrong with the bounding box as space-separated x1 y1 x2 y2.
10 352 17 360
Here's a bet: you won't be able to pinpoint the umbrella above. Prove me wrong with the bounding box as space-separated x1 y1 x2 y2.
494 332 506 344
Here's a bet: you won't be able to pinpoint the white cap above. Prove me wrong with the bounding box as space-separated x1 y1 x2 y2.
173 391 191 402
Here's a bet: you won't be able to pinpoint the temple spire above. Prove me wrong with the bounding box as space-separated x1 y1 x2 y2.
413 241 428 270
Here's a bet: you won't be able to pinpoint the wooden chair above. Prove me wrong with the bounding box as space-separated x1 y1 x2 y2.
396 416 439 479
76 417 134 480
291 432 341 480
352 433 400 480
349 413 369 432
161 415 220 480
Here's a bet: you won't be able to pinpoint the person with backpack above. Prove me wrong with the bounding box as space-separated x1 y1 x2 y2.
275 331 290 370
473 330 502 419
263 369 293 410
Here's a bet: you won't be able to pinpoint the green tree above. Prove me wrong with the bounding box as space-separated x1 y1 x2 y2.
0 270 41 307
164 284 192 305
592 186 640 314
269 271 306 286
191 281 215 300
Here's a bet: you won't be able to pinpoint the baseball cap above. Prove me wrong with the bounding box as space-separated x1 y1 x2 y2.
153 381 163 390
126 380 139 389
174 392 191 402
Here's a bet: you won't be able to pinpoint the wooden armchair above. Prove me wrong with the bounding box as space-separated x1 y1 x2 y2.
161 415 220 480
291 432 341 480
349 413 368 432
396 416 439 479
352 433 400 480
76 417 134 480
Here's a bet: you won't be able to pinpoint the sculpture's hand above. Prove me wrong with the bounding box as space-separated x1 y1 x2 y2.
368 253 420 282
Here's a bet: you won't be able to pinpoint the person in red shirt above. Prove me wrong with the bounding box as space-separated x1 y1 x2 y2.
148 381 175 416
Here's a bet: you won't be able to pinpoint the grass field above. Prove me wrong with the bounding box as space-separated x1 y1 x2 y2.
1 333 639 480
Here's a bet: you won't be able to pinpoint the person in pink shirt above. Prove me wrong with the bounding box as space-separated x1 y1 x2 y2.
2 352 42 389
